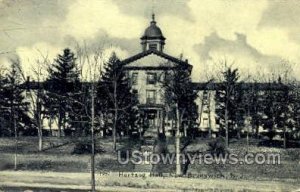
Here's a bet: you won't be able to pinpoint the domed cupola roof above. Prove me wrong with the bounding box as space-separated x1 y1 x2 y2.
141 14 165 40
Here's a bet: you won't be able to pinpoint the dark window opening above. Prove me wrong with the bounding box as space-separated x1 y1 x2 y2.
132 89 138 94
149 44 157 50
146 90 156 104
132 72 138 85
147 73 157 84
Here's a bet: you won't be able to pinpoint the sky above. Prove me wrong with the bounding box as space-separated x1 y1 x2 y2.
1 0 300 81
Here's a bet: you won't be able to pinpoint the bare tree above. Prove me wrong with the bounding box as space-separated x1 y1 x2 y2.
75 43 105 192
15 50 50 152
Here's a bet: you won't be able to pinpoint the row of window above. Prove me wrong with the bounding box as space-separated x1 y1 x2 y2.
133 89 157 104
132 72 157 85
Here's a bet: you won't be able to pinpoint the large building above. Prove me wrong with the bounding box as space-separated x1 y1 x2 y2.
21 15 287 138
120 14 217 137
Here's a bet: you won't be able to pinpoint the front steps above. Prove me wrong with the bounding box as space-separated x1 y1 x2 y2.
133 135 156 172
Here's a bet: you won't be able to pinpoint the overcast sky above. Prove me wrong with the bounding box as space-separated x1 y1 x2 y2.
1 0 300 81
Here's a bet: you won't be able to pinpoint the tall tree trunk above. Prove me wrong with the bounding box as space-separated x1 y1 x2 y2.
13 106 17 170
113 80 117 151
237 126 241 139
58 113 62 138
37 89 43 152
255 124 259 138
113 109 118 151
162 111 165 135
175 104 181 176
38 126 43 151
90 84 96 192
246 114 251 153
208 93 212 139
283 126 287 149
246 121 250 153
49 117 52 136
225 105 229 148
63 114 66 136
183 125 187 137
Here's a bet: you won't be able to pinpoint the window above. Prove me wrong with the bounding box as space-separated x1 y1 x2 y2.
132 72 138 85
132 89 138 94
147 73 156 84
149 43 157 50
146 90 156 104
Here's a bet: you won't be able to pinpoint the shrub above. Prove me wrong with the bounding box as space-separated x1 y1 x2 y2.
153 133 168 154
72 143 106 154
22 127 38 136
207 137 228 157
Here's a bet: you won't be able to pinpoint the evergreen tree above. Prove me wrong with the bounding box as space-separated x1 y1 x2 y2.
261 78 287 143
275 79 294 148
291 84 300 142
244 82 265 138
96 52 138 150
0 71 10 136
240 82 263 146
45 48 81 137
0 60 30 136
289 82 300 141
262 85 277 141
163 65 198 176
164 67 198 129
215 67 241 147
241 81 265 151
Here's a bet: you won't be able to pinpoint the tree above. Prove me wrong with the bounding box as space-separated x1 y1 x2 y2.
1 60 30 169
262 87 277 141
261 78 285 143
275 79 293 149
45 48 81 137
96 52 138 151
16 54 49 151
290 82 300 143
241 81 264 151
215 67 241 147
1 60 31 134
0 70 10 136
75 44 106 192
162 65 198 176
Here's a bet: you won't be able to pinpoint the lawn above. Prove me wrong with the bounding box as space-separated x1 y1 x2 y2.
0 136 136 172
0 136 299 191
186 138 300 181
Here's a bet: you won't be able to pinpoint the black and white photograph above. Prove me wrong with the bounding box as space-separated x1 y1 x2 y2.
0 0 300 191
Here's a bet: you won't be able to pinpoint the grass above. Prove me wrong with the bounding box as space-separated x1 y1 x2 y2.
185 138 300 181
0 136 299 180
0 136 135 172
0 136 300 191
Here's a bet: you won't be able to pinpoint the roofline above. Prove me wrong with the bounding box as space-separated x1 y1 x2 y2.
19 81 292 91
191 82 289 91
123 66 185 70
140 36 166 40
120 49 192 69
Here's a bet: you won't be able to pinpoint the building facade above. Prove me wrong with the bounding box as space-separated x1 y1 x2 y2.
120 14 214 137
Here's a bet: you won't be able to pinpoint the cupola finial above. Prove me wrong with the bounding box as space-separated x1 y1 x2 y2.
151 13 156 25
151 0 156 25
